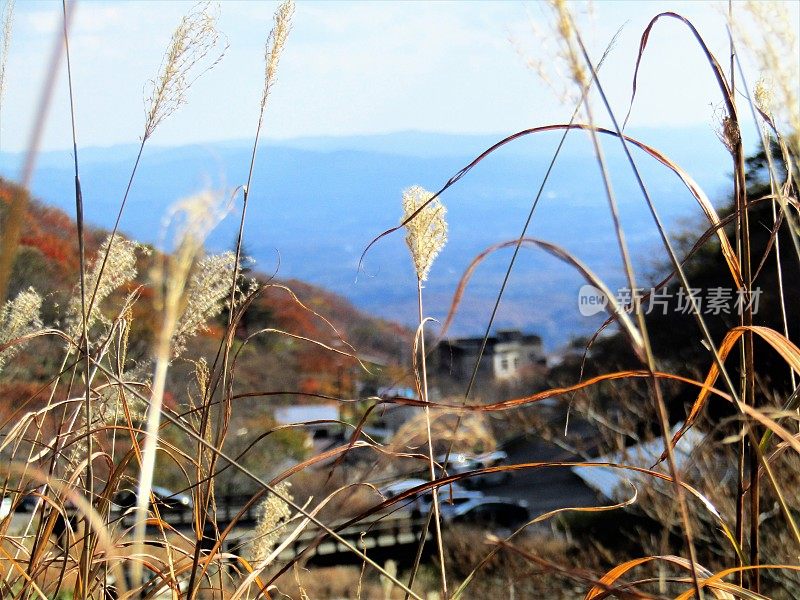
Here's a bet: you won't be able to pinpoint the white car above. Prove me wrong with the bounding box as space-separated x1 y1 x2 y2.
0 497 11 518
379 478 430 500
473 450 509 468
436 451 511 488
379 478 483 517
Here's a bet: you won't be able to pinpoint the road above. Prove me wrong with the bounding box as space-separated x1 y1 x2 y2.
490 432 599 515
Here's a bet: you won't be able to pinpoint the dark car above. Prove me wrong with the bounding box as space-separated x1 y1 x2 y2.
114 486 193 513
17 493 40 513
445 496 529 529
15 486 46 512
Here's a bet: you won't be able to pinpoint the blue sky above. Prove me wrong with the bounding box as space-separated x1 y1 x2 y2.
2 0 798 152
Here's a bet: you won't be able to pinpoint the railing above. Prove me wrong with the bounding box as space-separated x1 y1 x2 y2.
114 493 428 564
273 513 425 562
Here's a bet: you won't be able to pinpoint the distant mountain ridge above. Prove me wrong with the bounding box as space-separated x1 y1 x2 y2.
1 127 746 348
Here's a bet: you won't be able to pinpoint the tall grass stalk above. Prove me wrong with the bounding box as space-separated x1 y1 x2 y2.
732 26 798 581
130 191 224 589
59 1 94 597
731 72 799 566
403 34 623 598
583 8 800 593
186 5 293 596
402 185 448 597
554 2 704 594
71 7 228 578
725 34 758 588
582 17 798 597
731 42 797 394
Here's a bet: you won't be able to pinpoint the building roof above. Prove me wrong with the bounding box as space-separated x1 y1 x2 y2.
571 423 704 500
274 405 340 425
444 330 542 352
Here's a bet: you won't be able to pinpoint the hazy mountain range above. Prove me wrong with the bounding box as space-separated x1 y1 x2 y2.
1 127 749 348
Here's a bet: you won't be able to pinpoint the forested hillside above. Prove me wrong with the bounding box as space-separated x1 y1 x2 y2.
0 177 411 414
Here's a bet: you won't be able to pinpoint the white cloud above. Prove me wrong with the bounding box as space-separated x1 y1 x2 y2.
74 5 124 32
20 9 58 36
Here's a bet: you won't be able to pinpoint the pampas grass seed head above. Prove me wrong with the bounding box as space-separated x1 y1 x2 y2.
261 0 294 111
0 286 41 373
171 250 240 357
737 0 800 154
144 1 227 140
754 77 773 117
250 481 293 564
68 235 147 339
402 186 447 282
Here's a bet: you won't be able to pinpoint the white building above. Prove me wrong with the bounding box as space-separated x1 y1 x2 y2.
438 329 546 382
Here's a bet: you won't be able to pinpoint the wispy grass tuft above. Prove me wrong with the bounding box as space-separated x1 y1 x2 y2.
66 235 146 339
261 0 294 113
402 186 448 283
250 480 293 564
0 287 41 373
737 0 800 155
143 1 227 141
172 250 239 357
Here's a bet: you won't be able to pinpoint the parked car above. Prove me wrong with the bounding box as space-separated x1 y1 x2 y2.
13 485 46 513
379 478 483 517
444 496 529 529
436 451 511 488
473 450 509 468
114 486 193 513
17 492 41 513
379 478 430 501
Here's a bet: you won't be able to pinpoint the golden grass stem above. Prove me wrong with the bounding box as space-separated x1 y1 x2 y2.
559 5 705 594
417 278 447 599
60 1 93 596
187 6 292 596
